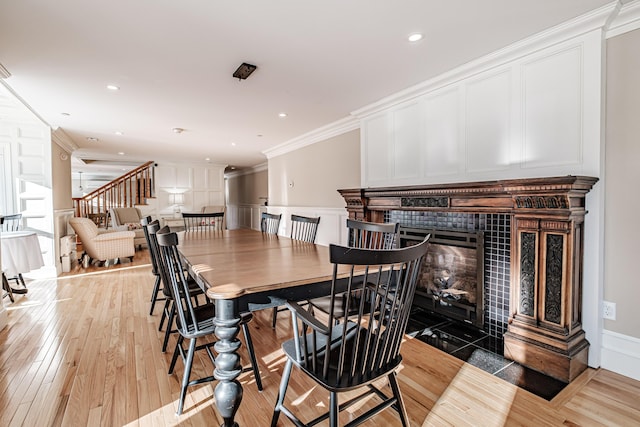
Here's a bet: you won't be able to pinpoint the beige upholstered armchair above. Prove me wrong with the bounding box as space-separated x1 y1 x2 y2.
69 217 136 267
109 207 146 249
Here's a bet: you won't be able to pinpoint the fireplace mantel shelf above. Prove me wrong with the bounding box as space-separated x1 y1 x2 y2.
339 175 598 383
340 175 598 217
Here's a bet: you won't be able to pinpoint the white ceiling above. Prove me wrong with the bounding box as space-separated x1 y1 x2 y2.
0 0 612 173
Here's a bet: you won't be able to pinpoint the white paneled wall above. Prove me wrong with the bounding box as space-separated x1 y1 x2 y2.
360 29 602 187
155 163 225 217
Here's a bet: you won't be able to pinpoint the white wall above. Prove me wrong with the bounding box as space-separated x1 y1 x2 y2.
265 130 361 245
601 23 640 381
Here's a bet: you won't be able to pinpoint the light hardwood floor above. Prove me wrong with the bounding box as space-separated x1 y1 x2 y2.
1 251 639 426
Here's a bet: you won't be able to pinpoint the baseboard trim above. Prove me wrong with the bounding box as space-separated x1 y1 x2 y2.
601 329 640 381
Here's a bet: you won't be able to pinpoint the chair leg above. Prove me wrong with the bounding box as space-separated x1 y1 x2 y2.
388 372 409 427
162 302 176 352
271 358 293 427
169 335 184 374
159 299 170 331
271 307 278 329
2 273 14 303
17 273 26 288
177 338 197 415
329 391 339 427
149 275 162 315
241 322 263 391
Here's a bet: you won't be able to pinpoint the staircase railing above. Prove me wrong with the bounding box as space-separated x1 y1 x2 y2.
72 161 156 221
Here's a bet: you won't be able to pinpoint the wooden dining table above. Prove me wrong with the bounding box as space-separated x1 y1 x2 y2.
177 228 356 427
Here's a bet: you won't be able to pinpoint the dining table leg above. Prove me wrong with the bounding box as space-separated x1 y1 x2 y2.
213 299 243 427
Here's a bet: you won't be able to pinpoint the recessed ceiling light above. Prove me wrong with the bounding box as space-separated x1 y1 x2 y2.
106 84 120 91
257 134 263 137
205 157 210 161
115 131 123 136
408 33 423 42
86 137 99 142
278 113 288 118
61 112 71 116
172 127 184 134
231 142 237 146
118 151 125 155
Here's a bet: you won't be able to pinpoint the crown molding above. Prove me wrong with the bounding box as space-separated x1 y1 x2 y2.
352 2 617 119
225 162 268 178
606 0 640 38
0 63 10 79
51 127 79 152
262 115 359 159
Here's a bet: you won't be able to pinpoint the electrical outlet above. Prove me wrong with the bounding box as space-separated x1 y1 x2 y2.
603 301 616 320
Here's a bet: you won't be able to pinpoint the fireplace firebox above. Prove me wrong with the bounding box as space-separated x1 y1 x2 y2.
400 227 484 328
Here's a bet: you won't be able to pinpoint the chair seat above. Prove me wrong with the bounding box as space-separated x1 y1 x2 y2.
308 286 368 319
282 322 401 392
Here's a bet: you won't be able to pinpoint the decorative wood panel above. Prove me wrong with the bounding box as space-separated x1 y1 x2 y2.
519 231 537 317
544 233 565 324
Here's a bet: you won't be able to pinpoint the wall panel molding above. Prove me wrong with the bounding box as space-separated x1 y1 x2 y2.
360 28 602 188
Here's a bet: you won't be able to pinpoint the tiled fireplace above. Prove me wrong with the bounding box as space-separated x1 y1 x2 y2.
392 212 510 338
339 175 597 383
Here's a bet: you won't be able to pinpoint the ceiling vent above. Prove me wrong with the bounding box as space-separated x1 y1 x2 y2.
233 62 257 80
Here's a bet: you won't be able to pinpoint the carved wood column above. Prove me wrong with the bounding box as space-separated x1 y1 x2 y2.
503 177 597 382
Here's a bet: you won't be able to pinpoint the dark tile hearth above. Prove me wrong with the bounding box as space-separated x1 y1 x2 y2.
407 308 567 401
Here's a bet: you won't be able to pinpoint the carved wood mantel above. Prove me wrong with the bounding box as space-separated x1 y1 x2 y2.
338 175 598 382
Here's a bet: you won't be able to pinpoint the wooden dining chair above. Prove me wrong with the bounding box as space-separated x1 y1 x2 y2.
261 212 282 235
346 218 399 249
271 214 322 328
307 219 400 320
146 222 205 352
182 212 225 232
289 214 320 243
271 236 431 427
156 229 263 415
141 217 165 315
1 213 22 232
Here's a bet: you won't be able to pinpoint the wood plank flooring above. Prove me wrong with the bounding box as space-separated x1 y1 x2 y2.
1 250 640 426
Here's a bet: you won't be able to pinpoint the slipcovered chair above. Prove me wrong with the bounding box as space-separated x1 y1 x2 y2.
109 207 146 249
69 217 135 267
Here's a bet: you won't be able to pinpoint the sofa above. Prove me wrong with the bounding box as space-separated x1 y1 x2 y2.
110 207 147 249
